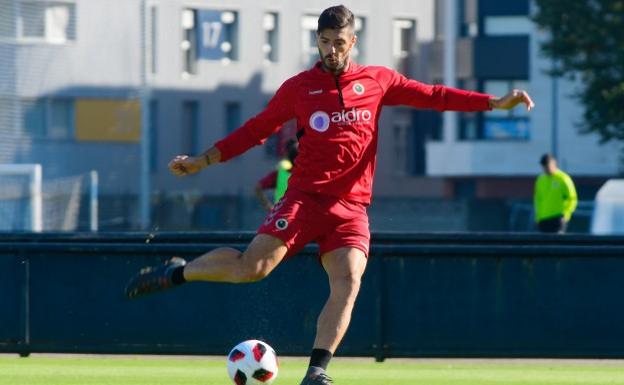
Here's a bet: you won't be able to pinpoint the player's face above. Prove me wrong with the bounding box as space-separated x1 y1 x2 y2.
317 27 357 73
543 159 557 174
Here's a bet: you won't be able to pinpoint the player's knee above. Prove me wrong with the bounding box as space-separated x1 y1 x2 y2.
236 258 272 283
245 266 271 282
331 272 362 300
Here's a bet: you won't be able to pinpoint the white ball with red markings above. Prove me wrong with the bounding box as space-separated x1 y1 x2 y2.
227 340 279 385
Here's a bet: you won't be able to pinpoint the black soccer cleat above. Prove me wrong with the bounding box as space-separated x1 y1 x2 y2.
124 257 186 299
300 368 334 385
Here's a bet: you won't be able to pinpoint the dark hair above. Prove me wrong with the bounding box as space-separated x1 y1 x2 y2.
540 153 555 166
317 5 355 34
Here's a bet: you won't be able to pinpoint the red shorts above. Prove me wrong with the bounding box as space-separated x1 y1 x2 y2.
257 188 370 259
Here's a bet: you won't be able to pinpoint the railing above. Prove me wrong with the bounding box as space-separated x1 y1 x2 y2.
1 232 623 360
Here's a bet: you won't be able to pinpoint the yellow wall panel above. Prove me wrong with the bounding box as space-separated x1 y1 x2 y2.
75 99 141 142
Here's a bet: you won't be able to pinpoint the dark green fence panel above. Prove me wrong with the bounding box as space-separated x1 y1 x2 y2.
1 232 623 359
0 254 24 350
381 256 624 357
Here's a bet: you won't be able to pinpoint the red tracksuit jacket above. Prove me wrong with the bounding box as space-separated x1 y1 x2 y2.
215 61 492 204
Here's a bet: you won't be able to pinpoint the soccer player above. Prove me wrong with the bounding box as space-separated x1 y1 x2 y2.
534 153 577 233
124 5 535 384
255 139 298 212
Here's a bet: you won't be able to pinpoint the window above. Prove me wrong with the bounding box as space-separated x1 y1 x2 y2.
301 15 319 67
483 80 530 140
391 109 412 175
198 9 238 62
18 1 76 43
20 98 73 139
224 102 241 134
48 98 72 139
352 17 365 63
149 100 158 172
459 0 478 37
181 101 199 155
0 97 17 133
0 0 16 37
392 19 416 75
21 99 45 137
181 9 198 76
484 16 532 36
300 15 366 67
263 12 278 63
182 8 239 75
149 5 157 74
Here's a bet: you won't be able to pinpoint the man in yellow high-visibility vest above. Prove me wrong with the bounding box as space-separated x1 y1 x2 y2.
534 154 577 233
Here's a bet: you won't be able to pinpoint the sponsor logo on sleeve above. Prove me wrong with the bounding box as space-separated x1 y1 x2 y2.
275 218 289 230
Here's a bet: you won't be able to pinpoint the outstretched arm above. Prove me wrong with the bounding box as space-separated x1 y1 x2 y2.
380 68 535 112
168 78 296 177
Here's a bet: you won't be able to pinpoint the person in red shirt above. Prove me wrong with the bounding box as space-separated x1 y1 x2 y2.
125 5 534 384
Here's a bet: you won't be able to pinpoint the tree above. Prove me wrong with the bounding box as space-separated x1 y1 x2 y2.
533 0 624 143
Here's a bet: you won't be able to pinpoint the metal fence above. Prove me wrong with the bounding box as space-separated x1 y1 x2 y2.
1 232 623 360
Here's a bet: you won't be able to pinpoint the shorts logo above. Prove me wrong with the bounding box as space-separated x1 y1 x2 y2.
353 82 365 95
275 218 289 230
309 111 330 132
264 198 285 225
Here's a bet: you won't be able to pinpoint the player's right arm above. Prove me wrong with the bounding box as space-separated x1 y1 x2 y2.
168 78 297 177
168 147 221 176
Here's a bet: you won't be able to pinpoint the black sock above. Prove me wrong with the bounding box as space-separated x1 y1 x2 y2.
170 266 186 285
308 348 333 370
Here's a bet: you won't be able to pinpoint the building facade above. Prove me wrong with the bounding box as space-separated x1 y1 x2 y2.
0 0 619 230
423 0 621 184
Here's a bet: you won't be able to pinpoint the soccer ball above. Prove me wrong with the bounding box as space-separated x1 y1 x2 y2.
227 340 279 385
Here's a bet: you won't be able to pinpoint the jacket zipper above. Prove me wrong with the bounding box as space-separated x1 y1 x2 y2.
333 74 345 108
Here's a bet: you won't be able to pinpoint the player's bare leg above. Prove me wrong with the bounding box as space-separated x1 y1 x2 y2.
301 247 367 385
125 234 287 298
183 234 287 282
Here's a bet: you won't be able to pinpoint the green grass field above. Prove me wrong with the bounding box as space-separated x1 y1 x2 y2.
1 355 623 385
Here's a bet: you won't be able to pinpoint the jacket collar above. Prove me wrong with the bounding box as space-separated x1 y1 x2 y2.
311 60 359 78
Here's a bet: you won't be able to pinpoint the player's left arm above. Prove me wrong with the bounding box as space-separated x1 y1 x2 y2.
561 174 578 221
380 68 535 112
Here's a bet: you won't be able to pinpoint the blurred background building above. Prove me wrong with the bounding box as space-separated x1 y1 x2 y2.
0 0 620 232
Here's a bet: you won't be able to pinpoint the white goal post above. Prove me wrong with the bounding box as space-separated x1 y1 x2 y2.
0 164 42 232
0 164 99 232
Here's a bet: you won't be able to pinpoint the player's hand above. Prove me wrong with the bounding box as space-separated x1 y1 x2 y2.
168 155 203 176
490 89 535 111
